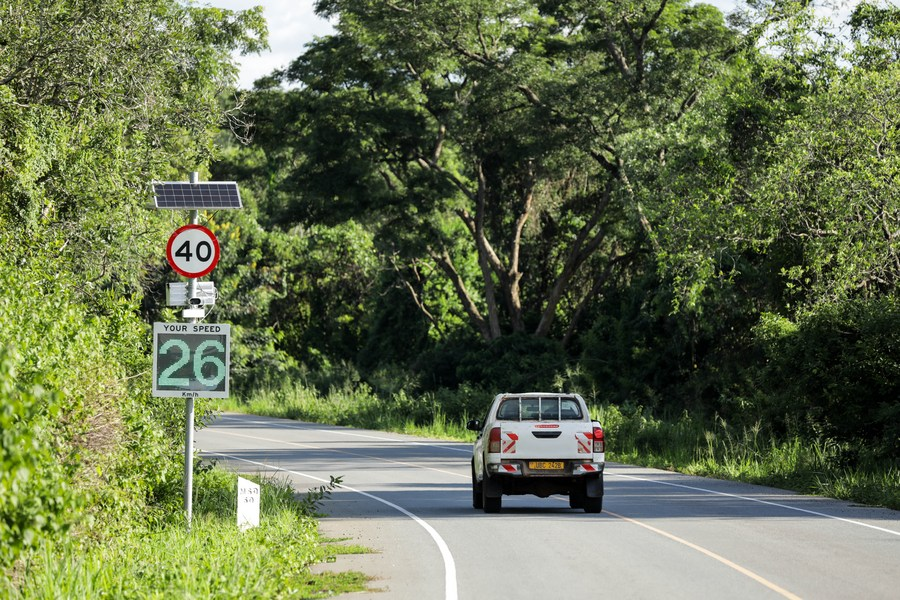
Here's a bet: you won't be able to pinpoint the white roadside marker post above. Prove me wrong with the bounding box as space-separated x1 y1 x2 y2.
237 477 260 531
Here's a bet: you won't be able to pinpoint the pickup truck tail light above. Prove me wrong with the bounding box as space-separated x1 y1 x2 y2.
592 426 605 453
488 427 502 453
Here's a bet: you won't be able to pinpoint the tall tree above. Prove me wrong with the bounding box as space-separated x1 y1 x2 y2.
252 0 738 344
756 8 900 303
647 1 900 311
0 0 266 292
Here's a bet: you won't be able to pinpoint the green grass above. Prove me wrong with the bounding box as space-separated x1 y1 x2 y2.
4 467 373 599
222 382 900 511
216 380 474 441
594 405 900 510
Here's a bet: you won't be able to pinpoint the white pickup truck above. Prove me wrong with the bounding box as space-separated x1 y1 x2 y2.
466 392 605 513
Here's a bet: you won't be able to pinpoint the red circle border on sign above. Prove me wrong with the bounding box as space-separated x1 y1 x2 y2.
166 224 221 278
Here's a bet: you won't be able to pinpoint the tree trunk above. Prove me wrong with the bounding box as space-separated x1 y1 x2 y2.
505 178 533 333
474 161 502 339
434 250 492 341
535 183 613 337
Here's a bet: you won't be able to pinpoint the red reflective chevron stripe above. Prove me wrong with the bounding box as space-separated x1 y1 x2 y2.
576 432 591 454
502 432 518 453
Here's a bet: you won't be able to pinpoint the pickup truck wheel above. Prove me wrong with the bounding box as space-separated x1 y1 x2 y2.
472 464 483 509
583 495 603 514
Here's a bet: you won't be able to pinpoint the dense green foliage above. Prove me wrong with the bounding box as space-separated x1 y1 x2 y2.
0 349 74 568
211 0 899 492
4 0 900 591
0 0 269 582
0 0 266 291
756 300 900 460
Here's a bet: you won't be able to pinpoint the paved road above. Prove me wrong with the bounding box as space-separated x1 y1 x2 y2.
195 413 900 600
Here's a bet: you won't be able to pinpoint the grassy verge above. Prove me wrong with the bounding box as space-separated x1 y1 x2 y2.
222 383 900 511
217 380 474 441
594 405 900 510
4 466 372 599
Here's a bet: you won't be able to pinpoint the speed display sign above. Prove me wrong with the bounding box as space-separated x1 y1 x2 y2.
152 322 230 398
166 224 220 278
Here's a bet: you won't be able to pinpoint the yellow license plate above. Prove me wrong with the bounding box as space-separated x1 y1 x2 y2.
529 461 564 470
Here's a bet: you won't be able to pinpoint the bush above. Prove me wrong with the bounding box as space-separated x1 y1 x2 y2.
0 253 105 566
0 240 214 565
417 333 568 392
228 324 301 394
755 297 900 461
0 349 78 568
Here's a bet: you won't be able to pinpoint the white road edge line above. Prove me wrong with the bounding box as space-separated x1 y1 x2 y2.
611 472 900 537
204 450 459 600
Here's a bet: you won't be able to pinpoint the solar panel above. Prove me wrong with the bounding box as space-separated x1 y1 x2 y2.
152 181 243 210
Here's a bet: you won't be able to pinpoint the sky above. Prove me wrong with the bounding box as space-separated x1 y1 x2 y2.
212 0 742 89
213 0 335 88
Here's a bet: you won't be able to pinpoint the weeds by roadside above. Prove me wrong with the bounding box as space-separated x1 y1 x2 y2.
218 380 475 440
3 467 372 599
594 405 900 510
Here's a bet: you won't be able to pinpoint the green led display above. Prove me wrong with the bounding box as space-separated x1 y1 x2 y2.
152 323 230 398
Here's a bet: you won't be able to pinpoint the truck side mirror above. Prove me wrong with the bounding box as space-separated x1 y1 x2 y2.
466 419 481 431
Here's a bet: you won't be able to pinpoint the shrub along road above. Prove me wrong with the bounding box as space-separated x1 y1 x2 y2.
196 413 900 600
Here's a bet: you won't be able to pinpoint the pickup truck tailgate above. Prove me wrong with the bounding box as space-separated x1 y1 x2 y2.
499 422 594 459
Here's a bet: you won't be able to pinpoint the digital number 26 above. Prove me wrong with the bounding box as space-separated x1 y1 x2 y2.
159 339 225 387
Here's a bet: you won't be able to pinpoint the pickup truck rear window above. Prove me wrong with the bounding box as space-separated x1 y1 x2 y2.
496 397 583 421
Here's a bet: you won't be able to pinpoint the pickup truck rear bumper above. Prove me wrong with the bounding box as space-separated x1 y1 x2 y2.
484 466 604 499
487 460 604 477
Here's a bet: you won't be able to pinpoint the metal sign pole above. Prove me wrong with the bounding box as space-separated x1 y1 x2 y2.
184 171 200 530
151 170 241 532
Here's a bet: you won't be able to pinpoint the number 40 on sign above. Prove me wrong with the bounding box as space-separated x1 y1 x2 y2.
166 224 220 278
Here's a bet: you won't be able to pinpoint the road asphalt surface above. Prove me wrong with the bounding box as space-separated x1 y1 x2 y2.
195 413 900 600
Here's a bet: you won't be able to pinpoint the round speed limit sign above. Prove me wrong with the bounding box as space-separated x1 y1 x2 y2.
166 225 221 278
